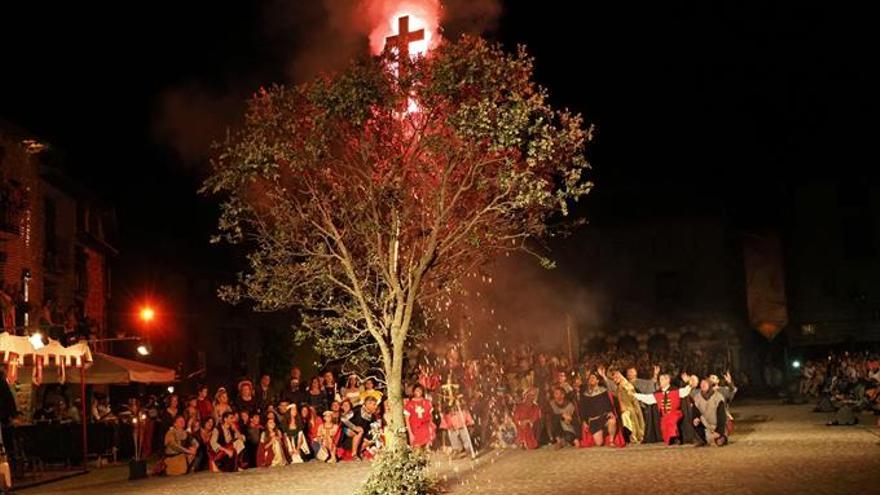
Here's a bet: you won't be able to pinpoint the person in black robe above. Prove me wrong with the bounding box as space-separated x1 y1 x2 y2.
680 385 699 444
578 373 618 446
255 374 277 415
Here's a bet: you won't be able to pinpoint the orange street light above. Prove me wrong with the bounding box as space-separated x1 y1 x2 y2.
140 307 155 323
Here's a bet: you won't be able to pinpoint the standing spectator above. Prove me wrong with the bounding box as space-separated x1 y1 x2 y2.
195 385 213 422
322 370 340 408
90 393 114 423
283 368 306 405
212 388 232 424
440 398 474 458
236 380 257 416
404 385 435 451
306 377 327 415
341 375 363 406
184 396 199 423
255 374 276 414
161 394 180 428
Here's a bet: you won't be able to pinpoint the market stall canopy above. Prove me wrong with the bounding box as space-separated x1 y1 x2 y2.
35 352 175 384
0 332 92 367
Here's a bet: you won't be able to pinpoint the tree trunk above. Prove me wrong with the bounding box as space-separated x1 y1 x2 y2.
383 340 407 451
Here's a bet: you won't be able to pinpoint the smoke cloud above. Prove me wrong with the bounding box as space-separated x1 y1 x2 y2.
154 0 502 166
435 251 604 357
153 83 248 166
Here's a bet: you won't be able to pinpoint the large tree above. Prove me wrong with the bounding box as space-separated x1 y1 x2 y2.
203 35 592 453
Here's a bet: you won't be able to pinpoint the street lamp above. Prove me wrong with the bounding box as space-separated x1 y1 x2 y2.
140 307 155 323
29 331 46 350
134 304 156 357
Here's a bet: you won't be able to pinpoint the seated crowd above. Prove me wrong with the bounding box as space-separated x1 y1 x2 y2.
800 351 880 425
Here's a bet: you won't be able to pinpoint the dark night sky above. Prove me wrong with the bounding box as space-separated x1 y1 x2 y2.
0 1 876 309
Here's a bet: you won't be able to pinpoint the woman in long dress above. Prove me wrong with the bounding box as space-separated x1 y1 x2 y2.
257 418 290 467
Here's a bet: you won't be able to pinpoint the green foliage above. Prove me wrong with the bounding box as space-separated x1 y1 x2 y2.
202 33 592 383
357 446 437 495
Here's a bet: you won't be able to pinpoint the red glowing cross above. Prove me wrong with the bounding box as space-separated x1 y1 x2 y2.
385 15 425 59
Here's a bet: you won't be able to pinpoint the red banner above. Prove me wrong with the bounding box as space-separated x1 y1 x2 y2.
743 232 789 340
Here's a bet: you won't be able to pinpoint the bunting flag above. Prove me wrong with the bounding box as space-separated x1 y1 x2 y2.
5 358 18 385
32 355 43 386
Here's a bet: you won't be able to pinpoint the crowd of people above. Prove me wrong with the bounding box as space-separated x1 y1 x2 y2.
799 351 880 425
405 345 737 456
104 344 741 477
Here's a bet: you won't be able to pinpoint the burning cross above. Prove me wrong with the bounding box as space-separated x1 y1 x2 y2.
385 15 425 59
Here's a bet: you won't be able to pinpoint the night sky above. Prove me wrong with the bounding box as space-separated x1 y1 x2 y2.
0 1 875 315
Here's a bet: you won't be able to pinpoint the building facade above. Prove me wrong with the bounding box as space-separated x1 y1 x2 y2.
783 178 880 347
0 122 116 341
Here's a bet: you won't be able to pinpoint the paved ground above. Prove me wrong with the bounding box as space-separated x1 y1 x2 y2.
26 401 880 495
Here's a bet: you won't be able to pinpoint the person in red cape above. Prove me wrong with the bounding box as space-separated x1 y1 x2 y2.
578 370 624 447
513 388 541 449
404 385 436 450
634 372 692 445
